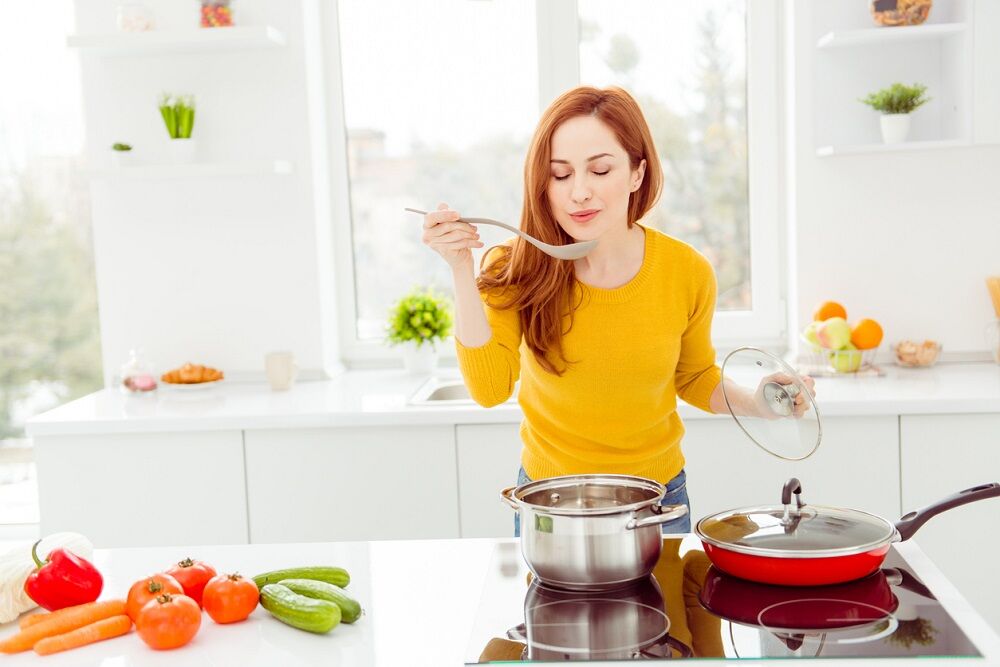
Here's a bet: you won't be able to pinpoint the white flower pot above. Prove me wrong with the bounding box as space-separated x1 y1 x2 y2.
401 342 438 374
880 114 911 144
168 138 198 164
110 151 133 169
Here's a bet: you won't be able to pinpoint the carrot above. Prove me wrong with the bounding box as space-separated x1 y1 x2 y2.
34 615 132 656
19 602 89 630
0 599 126 654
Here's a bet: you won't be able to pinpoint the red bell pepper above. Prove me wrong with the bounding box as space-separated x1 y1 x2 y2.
23 539 104 611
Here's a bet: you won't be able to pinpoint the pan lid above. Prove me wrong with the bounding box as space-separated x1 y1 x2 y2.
697 479 897 558
720 347 822 461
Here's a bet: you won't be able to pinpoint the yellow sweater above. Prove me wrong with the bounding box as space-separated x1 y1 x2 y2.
456 224 723 485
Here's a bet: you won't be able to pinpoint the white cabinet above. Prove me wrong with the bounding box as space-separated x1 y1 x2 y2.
901 413 1000 633
681 415 899 519
34 431 248 548
456 424 521 538
244 426 460 543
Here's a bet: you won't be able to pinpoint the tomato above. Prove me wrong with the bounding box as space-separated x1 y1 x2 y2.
202 572 260 624
136 593 202 650
165 558 217 607
126 573 184 621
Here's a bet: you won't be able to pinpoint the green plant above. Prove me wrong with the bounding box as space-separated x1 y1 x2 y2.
158 93 196 139
860 83 930 114
111 143 132 152
385 287 453 349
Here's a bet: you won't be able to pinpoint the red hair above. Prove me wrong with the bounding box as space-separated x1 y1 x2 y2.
477 86 664 375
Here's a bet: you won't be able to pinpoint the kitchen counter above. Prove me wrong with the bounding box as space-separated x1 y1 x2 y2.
25 361 1000 436
0 536 997 666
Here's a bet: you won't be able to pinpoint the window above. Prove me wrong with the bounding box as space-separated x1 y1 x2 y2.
333 0 539 358
0 1 103 525
327 0 784 363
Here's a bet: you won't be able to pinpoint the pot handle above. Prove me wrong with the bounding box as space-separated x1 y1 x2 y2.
895 482 1000 542
626 504 689 530
500 486 519 510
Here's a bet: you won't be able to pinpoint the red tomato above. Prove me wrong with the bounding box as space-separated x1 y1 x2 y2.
136 593 202 650
126 573 184 621
202 573 260 624
166 558 217 607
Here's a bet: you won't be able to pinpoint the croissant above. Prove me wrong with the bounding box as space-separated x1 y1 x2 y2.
161 362 224 384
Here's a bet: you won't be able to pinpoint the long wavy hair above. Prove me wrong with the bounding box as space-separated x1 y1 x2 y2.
477 86 664 375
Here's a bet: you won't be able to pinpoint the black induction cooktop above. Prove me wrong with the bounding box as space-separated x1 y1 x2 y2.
466 537 982 662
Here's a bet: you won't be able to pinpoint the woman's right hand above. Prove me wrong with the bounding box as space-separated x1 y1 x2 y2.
421 202 484 270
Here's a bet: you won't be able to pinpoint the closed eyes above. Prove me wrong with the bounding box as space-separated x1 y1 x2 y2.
553 170 610 181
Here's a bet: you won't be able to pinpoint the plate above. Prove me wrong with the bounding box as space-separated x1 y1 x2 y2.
160 378 225 391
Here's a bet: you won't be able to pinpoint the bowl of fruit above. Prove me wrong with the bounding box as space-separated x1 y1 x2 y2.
802 301 883 374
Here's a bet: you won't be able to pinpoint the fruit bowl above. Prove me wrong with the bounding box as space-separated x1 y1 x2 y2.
892 340 942 367
801 335 879 374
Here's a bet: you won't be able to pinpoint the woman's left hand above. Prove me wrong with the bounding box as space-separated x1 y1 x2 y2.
752 373 816 419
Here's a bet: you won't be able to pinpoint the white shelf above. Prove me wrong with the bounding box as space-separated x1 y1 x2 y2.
816 139 970 157
92 160 293 179
66 26 285 55
817 22 966 49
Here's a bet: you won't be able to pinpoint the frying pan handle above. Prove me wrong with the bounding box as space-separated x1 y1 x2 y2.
884 567 937 601
895 482 1000 541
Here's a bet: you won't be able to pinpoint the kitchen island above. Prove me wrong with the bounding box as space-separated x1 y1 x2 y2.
0 536 998 665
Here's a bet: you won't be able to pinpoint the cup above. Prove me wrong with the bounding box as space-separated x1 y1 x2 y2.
265 351 298 391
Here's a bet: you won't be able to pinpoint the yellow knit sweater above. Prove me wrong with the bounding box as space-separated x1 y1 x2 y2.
456 224 723 485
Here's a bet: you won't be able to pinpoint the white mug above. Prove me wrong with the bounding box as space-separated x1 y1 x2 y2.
265 351 298 391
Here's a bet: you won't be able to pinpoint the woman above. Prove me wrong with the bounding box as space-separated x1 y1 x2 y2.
421 86 813 535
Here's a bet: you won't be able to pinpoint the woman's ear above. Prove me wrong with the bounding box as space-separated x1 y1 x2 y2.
631 158 647 192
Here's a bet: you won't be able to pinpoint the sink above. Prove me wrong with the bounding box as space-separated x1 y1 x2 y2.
408 377 518 406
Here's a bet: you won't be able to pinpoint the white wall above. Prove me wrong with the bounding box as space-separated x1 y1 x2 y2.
789 0 1000 359
73 0 340 385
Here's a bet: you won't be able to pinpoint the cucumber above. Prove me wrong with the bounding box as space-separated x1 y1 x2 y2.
260 584 341 633
252 566 350 590
280 578 363 624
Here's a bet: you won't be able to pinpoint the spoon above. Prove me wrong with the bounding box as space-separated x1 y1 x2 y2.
404 208 597 260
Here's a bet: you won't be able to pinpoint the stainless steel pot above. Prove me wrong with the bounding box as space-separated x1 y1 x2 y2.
500 474 688 591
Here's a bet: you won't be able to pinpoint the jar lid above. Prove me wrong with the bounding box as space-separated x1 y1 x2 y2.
720 347 822 461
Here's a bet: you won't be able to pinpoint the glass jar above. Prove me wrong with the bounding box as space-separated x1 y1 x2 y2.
120 348 158 394
200 0 234 27
116 2 155 32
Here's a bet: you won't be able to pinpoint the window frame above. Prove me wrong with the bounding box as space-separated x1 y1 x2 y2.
326 0 787 367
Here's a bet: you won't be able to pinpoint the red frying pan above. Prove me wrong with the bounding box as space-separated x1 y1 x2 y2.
695 478 1000 586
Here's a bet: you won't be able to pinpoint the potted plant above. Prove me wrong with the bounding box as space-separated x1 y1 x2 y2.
110 142 133 168
386 287 453 374
860 83 930 144
159 93 197 163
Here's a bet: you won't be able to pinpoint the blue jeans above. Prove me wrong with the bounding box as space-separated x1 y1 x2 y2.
513 468 692 537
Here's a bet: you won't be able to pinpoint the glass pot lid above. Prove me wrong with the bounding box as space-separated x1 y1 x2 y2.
720 347 822 461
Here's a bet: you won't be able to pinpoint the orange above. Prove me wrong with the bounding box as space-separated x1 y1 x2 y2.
850 318 884 350
813 301 847 322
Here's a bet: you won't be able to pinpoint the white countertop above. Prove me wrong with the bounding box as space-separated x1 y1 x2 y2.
25 362 1000 436
0 537 997 666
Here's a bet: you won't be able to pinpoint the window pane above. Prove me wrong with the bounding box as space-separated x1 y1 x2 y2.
0 0 102 524
337 0 539 341
578 0 749 310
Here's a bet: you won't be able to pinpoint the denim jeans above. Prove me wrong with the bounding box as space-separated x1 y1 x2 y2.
513 467 692 537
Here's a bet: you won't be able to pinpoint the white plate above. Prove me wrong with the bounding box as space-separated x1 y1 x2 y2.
160 378 224 391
